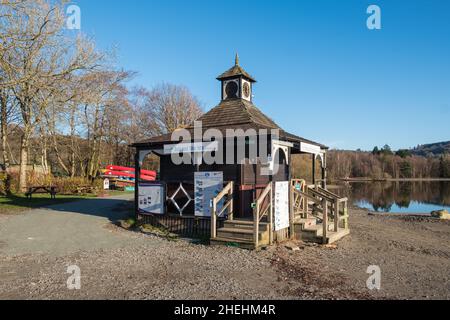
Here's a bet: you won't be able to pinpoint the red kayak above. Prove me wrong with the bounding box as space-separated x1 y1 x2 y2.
104 170 155 182
106 165 156 177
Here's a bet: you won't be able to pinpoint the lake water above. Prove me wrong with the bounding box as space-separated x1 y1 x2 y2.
334 181 450 214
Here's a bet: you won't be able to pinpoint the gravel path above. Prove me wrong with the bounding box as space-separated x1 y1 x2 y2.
0 195 146 256
0 198 449 300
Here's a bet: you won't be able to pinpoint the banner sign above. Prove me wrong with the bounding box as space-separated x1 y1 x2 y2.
164 141 218 155
274 181 290 231
300 142 321 155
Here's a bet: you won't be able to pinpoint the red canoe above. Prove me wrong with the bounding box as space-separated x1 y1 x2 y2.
106 165 156 177
104 170 155 182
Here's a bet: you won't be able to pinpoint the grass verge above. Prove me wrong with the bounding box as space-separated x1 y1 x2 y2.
0 190 134 215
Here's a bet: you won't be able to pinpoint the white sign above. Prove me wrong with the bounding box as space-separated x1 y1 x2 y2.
103 178 110 190
194 172 223 217
139 183 165 215
300 142 321 155
164 141 218 155
274 181 290 231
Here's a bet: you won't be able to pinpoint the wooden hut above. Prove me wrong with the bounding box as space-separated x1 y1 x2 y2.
132 56 349 249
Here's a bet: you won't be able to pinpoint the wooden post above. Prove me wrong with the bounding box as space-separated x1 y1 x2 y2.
134 150 141 220
312 154 316 186
344 200 349 230
322 198 328 244
321 166 326 189
302 181 307 218
269 183 274 244
289 182 295 240
334 199 339 232
211 199 217 239
229 182 234 221
254 204 259 249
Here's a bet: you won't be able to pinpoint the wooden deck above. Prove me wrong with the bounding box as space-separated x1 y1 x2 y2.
209 180 350 249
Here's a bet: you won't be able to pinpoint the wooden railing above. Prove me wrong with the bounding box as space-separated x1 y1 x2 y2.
211 181 234 239
254 182 273 248
309 186 349 232
290 180 349 243
290 179 307 219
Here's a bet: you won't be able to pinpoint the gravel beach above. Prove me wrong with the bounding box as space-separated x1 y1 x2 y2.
0 197 449 300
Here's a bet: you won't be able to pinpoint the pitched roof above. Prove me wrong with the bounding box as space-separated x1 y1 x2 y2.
217 64 256 83
194 98 278 129
132 98 328 150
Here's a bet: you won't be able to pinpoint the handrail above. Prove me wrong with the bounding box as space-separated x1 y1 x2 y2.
211 181 234 240
291 179 350 242
293 189 321 205
312 186 349 232
322 198 328 244
308 188 336 202
290 179 307 220
254 182 273 248
312 186 347 202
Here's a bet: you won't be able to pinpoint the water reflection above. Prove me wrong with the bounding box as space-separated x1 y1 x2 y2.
335 181 450 213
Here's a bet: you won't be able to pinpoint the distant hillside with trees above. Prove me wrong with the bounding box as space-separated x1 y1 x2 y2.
325 144 450 181
411 141 450 157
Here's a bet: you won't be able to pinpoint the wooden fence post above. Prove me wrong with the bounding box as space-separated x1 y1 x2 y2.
254 204 259 249
334 199 339 232
322 198 328 244
229 182 234 221
211 199 217 239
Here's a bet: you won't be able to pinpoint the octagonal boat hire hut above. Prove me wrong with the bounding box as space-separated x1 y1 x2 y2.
132 56 349 249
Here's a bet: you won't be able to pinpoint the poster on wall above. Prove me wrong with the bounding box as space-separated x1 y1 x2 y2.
194 172 223 217
138 183 165 215
274 181 290 231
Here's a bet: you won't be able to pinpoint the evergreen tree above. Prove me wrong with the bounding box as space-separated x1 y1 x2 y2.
372 146 380 155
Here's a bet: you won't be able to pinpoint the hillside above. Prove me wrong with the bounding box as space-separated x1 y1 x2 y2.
412 141 450 157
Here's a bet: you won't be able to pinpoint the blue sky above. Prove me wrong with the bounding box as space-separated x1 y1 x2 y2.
73 0 450 150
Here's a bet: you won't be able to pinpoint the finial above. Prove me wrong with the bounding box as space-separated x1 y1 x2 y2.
235 53 239 66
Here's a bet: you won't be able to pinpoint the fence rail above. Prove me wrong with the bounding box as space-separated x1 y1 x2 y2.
254 182 273 248
211 181 234 240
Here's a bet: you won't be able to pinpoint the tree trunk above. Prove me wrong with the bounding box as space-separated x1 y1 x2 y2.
40 127 49 175
70 107 76 178
0 93 11 195
1 96 10 170
19 136 29 192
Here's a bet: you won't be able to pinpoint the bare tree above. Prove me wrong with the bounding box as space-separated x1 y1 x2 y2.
0 0 102 190
134 83 203 135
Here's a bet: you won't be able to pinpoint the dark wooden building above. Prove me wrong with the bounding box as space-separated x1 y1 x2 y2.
131 56 347 248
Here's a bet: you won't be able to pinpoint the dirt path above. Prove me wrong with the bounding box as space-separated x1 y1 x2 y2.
0 200 449 300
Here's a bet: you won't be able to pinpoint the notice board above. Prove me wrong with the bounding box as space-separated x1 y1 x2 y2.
138 183 165 215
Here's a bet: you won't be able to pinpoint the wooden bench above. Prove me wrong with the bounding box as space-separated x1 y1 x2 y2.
25 186 57 199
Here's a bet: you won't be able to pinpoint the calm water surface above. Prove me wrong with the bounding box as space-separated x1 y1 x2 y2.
335 181 450 214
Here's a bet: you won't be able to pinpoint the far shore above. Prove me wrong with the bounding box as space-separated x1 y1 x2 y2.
337 178 450 182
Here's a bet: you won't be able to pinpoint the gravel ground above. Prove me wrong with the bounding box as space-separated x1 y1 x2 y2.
0 198 449 300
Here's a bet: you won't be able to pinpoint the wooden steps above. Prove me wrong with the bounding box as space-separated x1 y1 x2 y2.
210 220 270 250
297 223 350 244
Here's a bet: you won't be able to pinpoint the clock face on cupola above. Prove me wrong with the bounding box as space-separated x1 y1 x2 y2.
217 54 256 102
